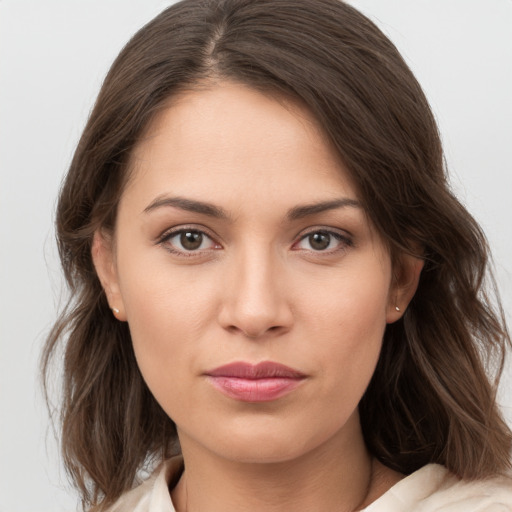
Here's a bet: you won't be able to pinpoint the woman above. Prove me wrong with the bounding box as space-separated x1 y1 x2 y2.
43 0 512 510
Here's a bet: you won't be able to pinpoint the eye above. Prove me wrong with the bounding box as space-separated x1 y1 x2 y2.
293 230 352 252
159 227 221 255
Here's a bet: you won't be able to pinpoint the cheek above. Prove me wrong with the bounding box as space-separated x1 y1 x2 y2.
305 261 390 334
118 239 218 331
300 263 390 390
115 255 219 404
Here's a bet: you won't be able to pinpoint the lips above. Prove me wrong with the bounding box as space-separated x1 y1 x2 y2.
204 361 306 402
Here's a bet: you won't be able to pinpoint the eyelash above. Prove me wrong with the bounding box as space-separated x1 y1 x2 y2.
157 226 353 258
157 225 221 257
292 228 354 255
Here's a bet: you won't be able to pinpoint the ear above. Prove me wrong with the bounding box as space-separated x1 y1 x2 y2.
386 252 424 324
91 230 127 321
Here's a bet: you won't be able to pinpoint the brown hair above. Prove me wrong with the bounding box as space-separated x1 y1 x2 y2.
42 0 512 509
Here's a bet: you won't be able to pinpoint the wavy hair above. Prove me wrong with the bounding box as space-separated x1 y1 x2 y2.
42 0 511 509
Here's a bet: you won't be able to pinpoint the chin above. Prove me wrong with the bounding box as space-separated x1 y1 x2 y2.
191 414 350 466
217 438 308 465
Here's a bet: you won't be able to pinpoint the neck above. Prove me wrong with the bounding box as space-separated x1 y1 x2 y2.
171 414 382 512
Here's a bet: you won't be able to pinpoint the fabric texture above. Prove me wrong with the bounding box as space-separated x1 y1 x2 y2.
105 456 512 511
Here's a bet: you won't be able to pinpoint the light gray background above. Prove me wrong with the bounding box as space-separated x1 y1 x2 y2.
1 1 511 511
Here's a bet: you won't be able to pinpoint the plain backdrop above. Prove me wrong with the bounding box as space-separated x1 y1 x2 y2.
1 1 511 511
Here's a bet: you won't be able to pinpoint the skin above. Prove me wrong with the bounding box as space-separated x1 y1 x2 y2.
93 82 423 511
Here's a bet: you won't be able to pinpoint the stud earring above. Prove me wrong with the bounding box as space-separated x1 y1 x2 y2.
112 307 120 315
395 306 401 312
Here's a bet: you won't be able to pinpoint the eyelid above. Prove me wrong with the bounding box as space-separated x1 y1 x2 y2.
157 224 223 256
292 226 354 252
155 224 353 257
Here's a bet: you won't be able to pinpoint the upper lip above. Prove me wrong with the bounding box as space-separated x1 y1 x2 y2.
205 361 306 379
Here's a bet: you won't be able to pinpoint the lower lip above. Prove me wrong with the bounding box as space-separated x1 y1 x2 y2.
206 376 304 402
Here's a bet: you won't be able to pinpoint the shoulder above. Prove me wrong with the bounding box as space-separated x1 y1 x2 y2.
102 457 183 512
365 464 512 512
426 470 512 511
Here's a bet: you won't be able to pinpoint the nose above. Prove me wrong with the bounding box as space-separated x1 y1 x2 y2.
217 248 293 339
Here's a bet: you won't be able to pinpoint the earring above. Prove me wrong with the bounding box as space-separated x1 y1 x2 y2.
395 306 401 312
112 307 120 315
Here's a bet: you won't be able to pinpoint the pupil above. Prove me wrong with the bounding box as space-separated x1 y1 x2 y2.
180 231 202 250
309 232 330 250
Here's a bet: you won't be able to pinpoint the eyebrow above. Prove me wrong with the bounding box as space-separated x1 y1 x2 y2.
143 195 362 220
286 198 362 220
143 196 229 218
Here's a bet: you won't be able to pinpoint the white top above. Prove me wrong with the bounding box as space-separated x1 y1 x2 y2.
106 457 512 511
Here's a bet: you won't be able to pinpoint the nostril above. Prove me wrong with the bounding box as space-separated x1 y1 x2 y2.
217 294 294 339
225 323 284 339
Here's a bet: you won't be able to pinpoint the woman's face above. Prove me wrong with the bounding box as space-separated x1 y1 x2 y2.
95 82 416 463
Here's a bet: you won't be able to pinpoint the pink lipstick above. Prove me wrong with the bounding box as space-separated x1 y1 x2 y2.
205 361 306 402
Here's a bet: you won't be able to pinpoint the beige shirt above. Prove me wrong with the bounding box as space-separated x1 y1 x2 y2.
106 457 512 511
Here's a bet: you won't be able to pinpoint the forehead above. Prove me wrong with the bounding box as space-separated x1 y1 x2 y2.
123 81 359 212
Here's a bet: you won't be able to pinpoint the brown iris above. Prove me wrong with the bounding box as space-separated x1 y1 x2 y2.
180 231 203 250
308 232 331 250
